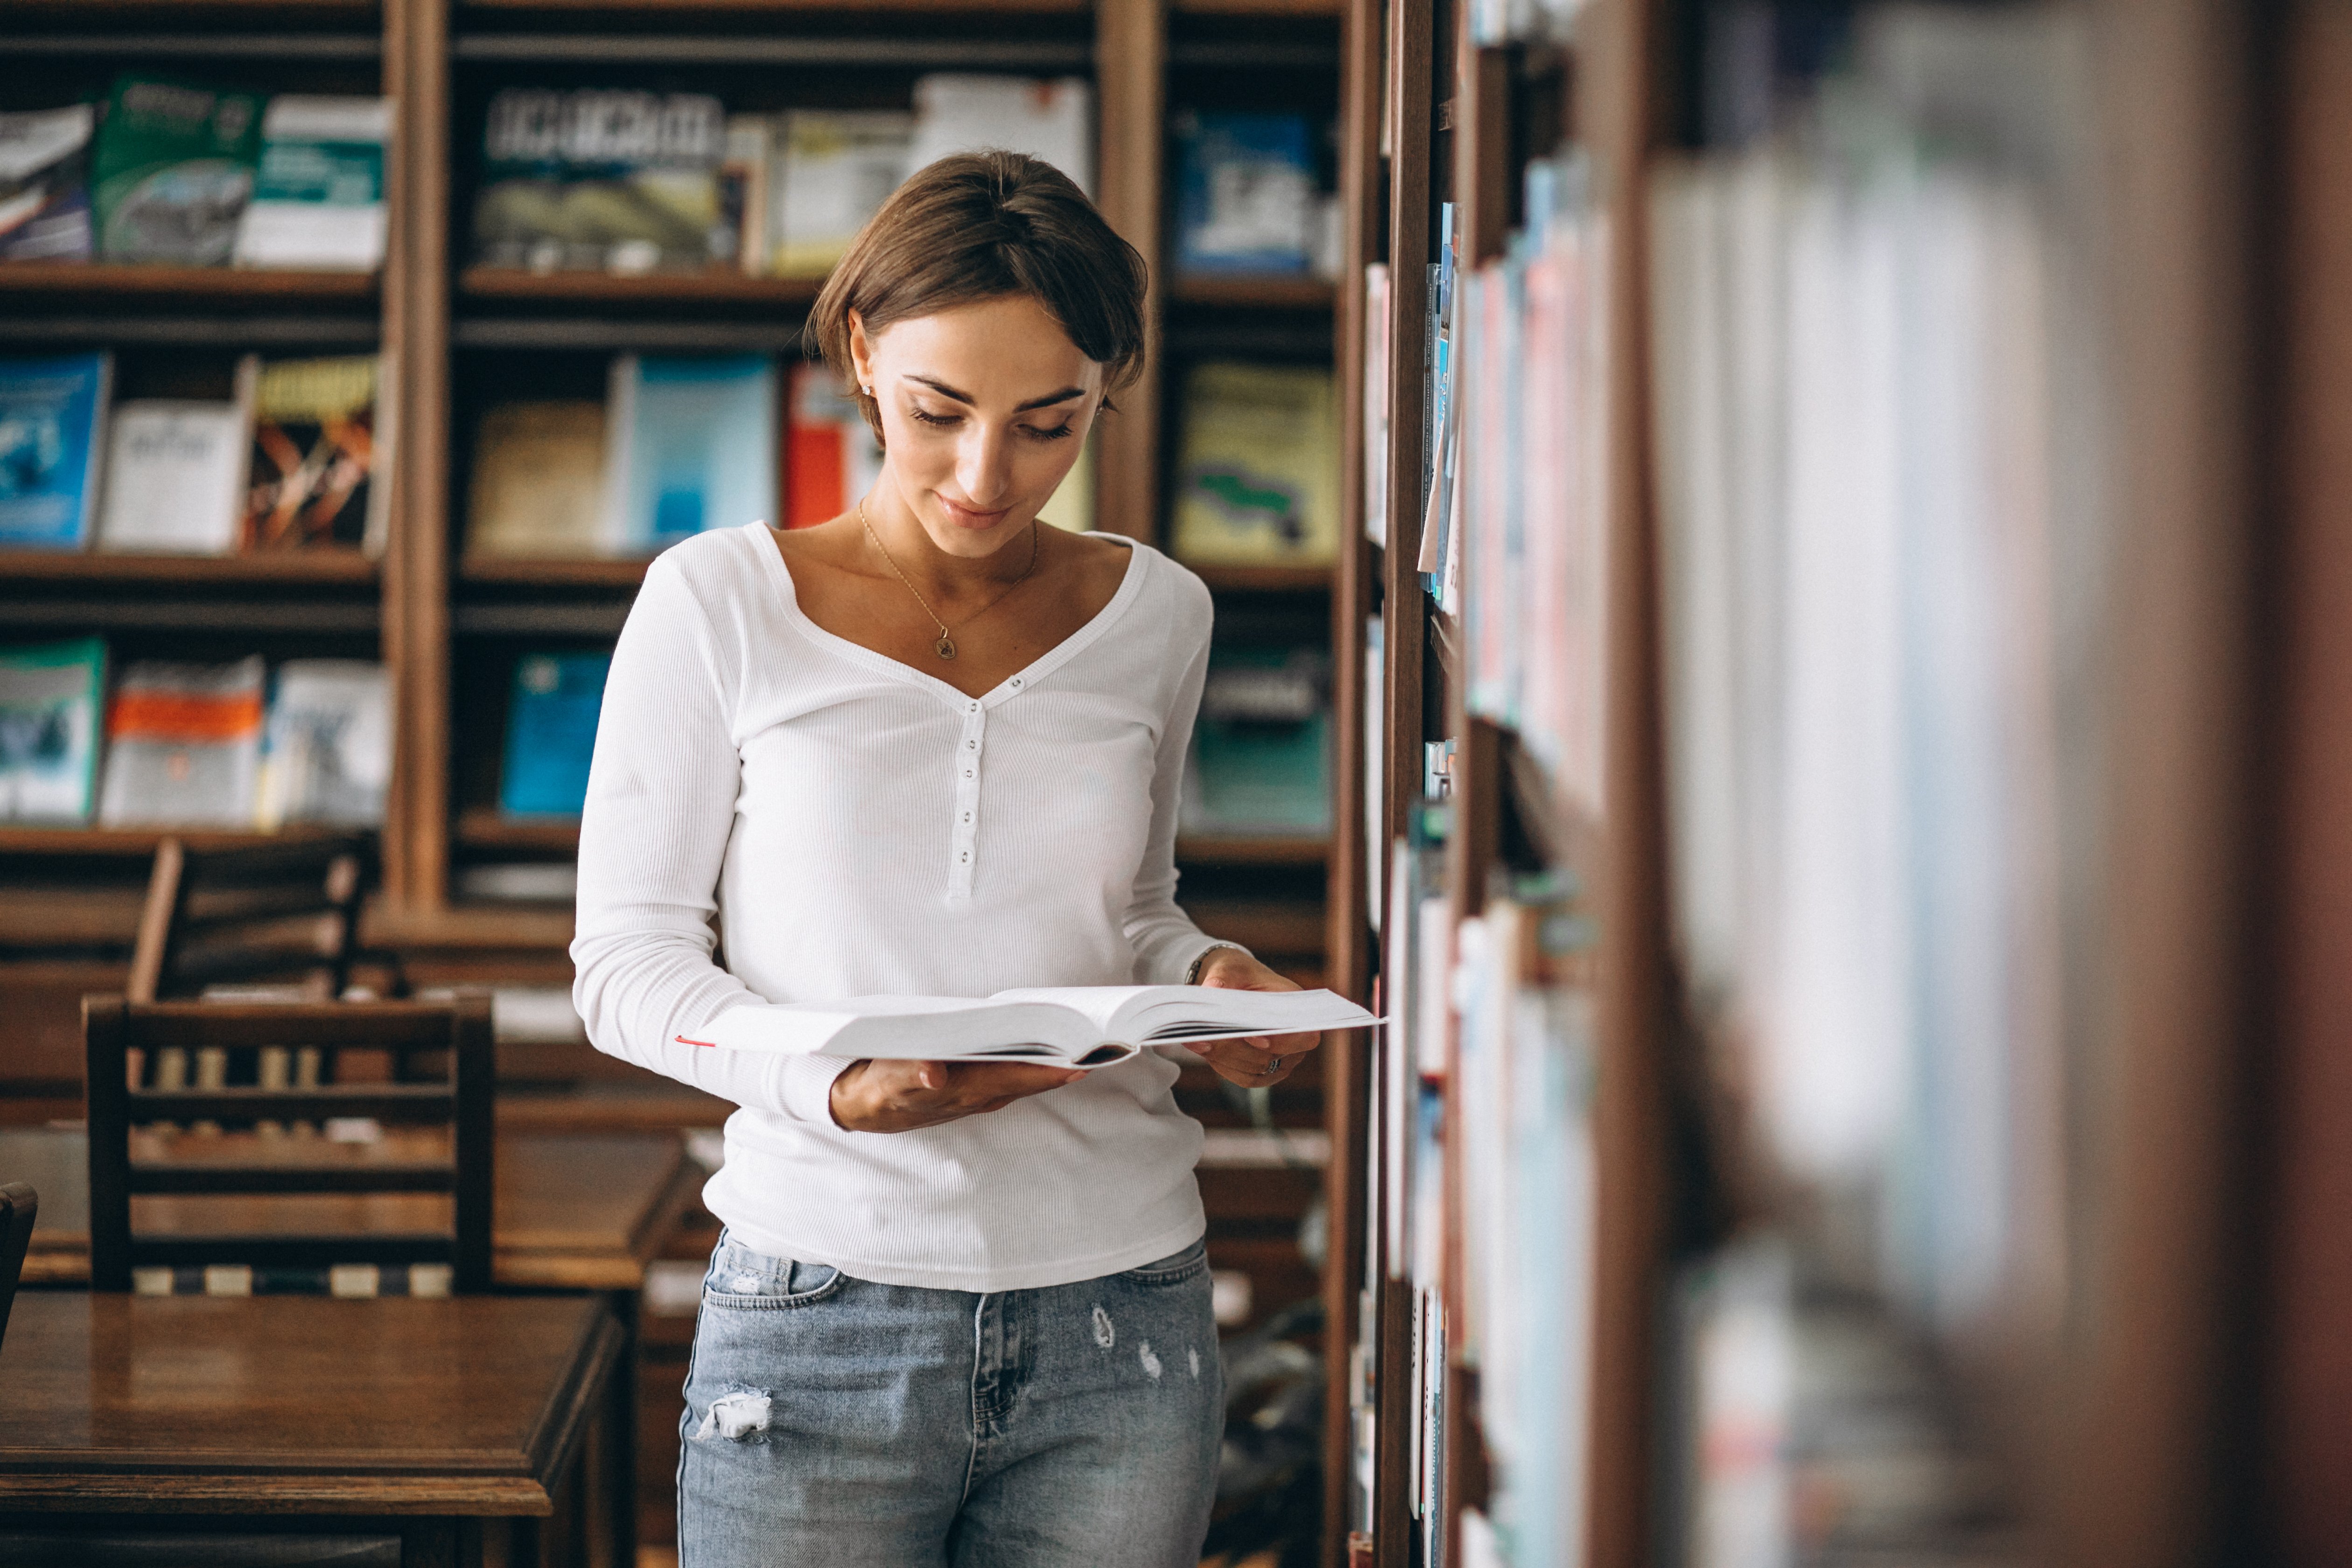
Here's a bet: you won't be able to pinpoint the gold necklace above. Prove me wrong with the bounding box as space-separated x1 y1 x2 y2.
858 497 1039 661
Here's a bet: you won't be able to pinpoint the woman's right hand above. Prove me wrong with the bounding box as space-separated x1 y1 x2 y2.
827 1058 1085 1133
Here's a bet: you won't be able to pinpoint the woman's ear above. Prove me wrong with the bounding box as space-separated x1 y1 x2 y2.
847 311 876 398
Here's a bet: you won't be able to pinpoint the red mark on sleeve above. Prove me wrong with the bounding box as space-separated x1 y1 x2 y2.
675 1035 716 1048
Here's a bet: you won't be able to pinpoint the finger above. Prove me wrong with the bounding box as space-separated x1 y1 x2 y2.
952 1062 1088 1098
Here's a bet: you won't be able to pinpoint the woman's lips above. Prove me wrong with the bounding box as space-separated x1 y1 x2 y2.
937 497 1012 527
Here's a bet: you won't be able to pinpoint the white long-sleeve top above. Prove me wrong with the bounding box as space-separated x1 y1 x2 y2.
571 521 1230 1292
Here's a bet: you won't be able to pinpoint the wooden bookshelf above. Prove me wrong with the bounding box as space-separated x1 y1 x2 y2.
458 556 648 588
0 826 348 857
1175 833 1329 864
459 266 823 308
1170 275 1339 309
0 263 379 301
1188 562 1332 593
0 552 379 584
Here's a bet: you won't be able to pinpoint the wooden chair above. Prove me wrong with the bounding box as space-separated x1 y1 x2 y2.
0 1181 34 1352
83 997 494 1297
128 832 406 1005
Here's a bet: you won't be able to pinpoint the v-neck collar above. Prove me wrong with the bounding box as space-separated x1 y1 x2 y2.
750 522 1147 708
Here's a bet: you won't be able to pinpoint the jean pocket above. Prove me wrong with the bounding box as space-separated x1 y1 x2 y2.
1117 1236 1210 1286
700 1238 846 1310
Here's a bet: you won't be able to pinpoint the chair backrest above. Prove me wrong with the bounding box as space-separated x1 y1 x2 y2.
128 833 391 1005
0 1181 35 1351
83 997 494 1296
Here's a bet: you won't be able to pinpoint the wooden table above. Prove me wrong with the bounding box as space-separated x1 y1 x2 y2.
0 1126 699 1290
0 1291 626 1568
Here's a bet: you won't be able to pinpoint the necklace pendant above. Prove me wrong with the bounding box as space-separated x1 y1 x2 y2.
934 634 957 660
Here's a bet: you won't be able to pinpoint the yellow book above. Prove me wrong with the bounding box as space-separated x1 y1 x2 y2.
467 400 608 558
1169 361 1337 565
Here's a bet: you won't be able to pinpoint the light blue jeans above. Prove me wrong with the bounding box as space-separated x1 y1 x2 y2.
677 1231 1224 1567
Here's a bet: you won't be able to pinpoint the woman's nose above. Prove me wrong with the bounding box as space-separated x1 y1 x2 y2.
958 426 1012 506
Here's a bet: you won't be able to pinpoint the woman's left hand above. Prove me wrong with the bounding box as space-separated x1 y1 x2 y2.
1190 947 1321 1089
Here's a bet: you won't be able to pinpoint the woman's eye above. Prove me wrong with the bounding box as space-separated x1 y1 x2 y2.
1021 424 1077 443
910 407 962 428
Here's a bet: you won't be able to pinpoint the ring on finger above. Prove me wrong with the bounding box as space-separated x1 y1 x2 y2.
1266 1055 1284 1074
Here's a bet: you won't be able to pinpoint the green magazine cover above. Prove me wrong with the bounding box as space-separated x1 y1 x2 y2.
92 75 263 265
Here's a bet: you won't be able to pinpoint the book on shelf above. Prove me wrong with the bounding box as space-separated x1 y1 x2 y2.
681 984 1378 1069
92 76 263 266
1173 111 1317 277
256 659 390 829
604 354 777 551
907 75 1093 198
456 861 579 904
243 354 389 554
233 96 391 272
95 356 257 555
0 105 96 262
500 650 610 819
719 114 771 277
467 399 608 559
784 361 881 529
97 654 266 828
0 636 106 823
1169 361 1338 566
0 350 111 550
1182 648 1333 837
768 111 913 279
473 88 729 275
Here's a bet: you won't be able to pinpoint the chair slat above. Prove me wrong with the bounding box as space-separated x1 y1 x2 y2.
128 1164 456 1196
125 1087 455 1121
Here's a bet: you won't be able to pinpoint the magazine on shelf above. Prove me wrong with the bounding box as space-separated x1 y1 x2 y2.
92 75 263 266
233 95 391 271
680 985 1380 1070
0 105 96 261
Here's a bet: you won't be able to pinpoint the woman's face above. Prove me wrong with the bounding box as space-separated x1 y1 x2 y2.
849 294 1104 559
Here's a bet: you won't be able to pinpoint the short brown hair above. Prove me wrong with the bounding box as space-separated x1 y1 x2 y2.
809 151 1149 441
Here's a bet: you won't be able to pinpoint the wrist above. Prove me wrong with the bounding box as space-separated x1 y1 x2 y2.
1187 942 1252 985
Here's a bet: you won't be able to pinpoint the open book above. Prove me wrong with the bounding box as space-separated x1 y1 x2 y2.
677 986 1380 1069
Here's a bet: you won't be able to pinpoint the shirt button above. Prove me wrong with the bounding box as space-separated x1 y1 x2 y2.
1010 678 1022 688
966 740 976 749
968 701 979 712
962 812 971 822
964 769 973 778
959 852 969 862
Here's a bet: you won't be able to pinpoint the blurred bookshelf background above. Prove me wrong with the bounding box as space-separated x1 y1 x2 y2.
2 0 2349 1566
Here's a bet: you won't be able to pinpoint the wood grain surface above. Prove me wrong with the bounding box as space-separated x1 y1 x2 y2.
0 1292 620 1513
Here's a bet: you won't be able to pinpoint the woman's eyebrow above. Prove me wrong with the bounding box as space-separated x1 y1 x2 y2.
906 375 1088 413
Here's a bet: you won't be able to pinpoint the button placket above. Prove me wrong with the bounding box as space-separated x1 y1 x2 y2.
948 701 986 898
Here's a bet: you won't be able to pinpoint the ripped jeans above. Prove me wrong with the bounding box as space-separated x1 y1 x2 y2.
676 1231 1224 1568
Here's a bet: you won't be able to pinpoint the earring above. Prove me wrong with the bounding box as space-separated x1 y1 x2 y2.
861 385 874 395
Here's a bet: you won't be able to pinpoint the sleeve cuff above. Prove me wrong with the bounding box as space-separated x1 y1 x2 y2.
777 1053 853 1127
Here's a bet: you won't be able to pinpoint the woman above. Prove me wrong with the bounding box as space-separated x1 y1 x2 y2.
572 151 1321 1566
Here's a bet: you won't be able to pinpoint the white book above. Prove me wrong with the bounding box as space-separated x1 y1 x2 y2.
906 76 1093 198
256 658 391 828
680 985 1378 1070
234 96 392 271
770 110 911 279
95 364 256 554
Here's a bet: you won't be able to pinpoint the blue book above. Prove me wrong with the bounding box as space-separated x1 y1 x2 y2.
0 351 111 549
602 353 777 553
499 651 611 819
1173 111 1316 276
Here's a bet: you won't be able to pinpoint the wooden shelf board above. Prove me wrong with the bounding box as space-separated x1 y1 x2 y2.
1173 0 1340 12
364 900 576 952
457 807 579 853
0 550 378 584
1188 562 1334 593
1170 274 1338 309
461 555 650 588
462 0 1087 11
1176 833 1330 865
0 262 377 301
0 826 350 857
460 267 823 307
